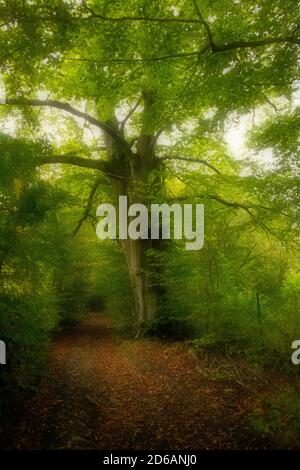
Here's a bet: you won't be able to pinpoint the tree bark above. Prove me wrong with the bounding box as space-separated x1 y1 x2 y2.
122 238 158 324
110 163 162 325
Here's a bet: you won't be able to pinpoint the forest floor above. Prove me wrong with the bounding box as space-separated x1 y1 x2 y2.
9 313 287 450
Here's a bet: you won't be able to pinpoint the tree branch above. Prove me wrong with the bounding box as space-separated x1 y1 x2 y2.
62 31 299 66
38 154 108 171
81 3 203 24
120 98 142 134
205 195 281 236
73 176 102 236
2 98 134 158
3 12 299 57
191 1 300 52
87 13 201 23
78 4 300 54
213 36 300 52
161 155 222 175
38 154 125 180
206 194 254 216
192 0 215 50
62 51 202 64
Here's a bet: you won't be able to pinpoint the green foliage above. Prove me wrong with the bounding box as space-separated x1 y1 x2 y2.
0 290 57 401
0 142 94 414
0 133 48 189
161 200 300 369
0 0 299 448
90 240 132 327
250 390 300 448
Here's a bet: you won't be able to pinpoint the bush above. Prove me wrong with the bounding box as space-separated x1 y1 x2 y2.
58 275 88 327
142 314 193 340
250 390 300 448
0 288 58 414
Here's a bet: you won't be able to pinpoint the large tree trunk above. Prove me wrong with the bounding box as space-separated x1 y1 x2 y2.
122 238 158 324
111 168 163 325
104 95 164 326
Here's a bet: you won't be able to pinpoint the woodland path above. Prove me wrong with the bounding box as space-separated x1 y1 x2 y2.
11 313 270 450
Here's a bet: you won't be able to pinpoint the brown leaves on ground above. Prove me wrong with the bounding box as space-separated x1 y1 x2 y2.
10 314 279 450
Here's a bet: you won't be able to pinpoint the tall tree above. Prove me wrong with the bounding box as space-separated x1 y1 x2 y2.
0 0 299 324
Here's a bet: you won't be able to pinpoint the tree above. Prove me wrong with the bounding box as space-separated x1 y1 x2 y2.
0 0 299 325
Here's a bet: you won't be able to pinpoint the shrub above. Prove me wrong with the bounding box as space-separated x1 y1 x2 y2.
250 390 300 449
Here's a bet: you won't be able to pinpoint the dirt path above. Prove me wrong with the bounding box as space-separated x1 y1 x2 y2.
11 313 269 450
